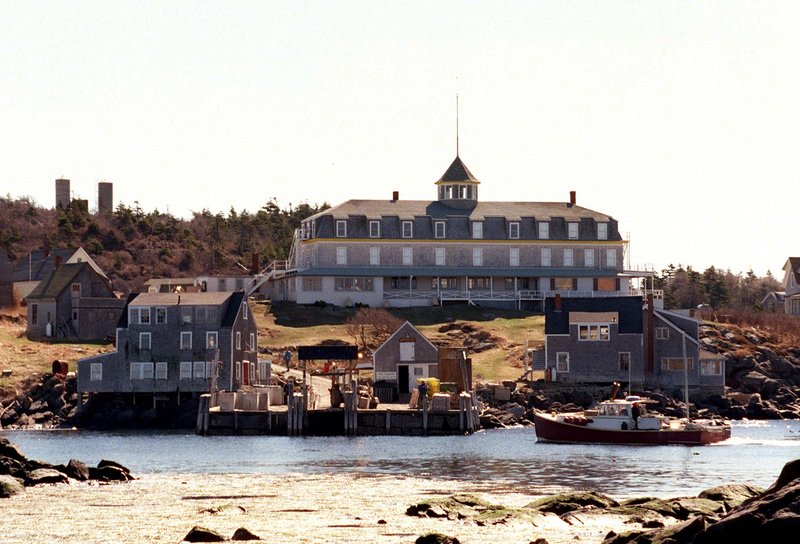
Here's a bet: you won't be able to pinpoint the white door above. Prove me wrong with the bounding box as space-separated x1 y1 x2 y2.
408 365 428 392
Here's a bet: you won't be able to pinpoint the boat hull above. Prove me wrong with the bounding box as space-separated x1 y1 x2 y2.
533 411 730 446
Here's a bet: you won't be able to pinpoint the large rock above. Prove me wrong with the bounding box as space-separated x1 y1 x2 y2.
182 526 227 542
231 527 261 541
63 459 90 481
0 456 26 478
89 465 130 482
698 484 764 510
0 437 28 462
415 534 461 544
25 468 69 486
526 491 618 515
0 474 25 498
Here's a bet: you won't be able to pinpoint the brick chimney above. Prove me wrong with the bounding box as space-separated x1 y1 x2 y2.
569 190 576 206
392 191 399 202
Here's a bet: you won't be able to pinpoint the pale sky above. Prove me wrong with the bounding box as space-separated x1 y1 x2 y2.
2 1 798 277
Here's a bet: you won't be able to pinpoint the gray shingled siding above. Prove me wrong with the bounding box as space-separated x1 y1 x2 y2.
652 313 702 389
77 300 258 395
546 327 645 384
374 323 439 384
312 242 622 271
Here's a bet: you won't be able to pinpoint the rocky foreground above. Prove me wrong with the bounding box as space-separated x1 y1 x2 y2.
408 458 800 544
0 436 133 497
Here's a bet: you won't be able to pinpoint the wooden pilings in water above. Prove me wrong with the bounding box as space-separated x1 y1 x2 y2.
459 392 480 434
343 380 358 436
287 382 307 436
196 394 211 435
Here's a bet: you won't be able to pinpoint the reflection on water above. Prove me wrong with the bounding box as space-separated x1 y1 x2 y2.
4 421 800 497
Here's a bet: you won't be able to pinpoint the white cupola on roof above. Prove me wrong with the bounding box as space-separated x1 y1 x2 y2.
435 156 480 210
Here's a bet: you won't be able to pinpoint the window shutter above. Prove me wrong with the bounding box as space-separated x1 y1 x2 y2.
593 278 598 290
572 278 578 290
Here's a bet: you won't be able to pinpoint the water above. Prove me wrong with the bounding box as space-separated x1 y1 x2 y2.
5 420 800 497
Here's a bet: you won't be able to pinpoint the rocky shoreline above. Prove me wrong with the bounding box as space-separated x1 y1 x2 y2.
0 436 133 498
408 459 800 544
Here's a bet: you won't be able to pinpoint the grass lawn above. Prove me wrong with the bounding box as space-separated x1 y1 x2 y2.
0 314 114 397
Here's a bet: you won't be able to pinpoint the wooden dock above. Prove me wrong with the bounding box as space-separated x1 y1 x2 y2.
196 387 481 437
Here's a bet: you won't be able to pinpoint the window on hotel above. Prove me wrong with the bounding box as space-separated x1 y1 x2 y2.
402 221 413 238
194 361 206 379
336 246 347 266
236 331 241 350
509 222 519 239
139 307 151 325
556 352 569 373
538 222 549 239
180 331 192 350
541 248 551 267
156 362 168 380
90 363 102 381
302 277 322 291
564 249 574 267
468 277 492 289
336 220 347 237
369 247 380 266
434 221 446 239
335 277 374 291
402 247 413 266
568 222 579 239
472 248 483 266
432 277 458 289
584 249 595 267
598 222 608 240
206 331 218 349
369 220 380 238
180 362 192 379
139 332 151 350
435 247 445 266
606 248 616 268
510 248 520 267
181 307 192 324
472 221 483 239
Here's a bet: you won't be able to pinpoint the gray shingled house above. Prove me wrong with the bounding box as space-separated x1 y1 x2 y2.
262 155 658 309
25 261 124 341
373 321 440 395
77 292 259 406
12 247 105 302
543 296 725 399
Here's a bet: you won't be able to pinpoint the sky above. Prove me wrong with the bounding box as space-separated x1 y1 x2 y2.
1 1 798 277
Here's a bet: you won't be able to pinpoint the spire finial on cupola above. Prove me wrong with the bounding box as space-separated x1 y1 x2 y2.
435 97 480 209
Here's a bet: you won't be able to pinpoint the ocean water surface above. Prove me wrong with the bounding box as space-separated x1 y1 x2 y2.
7 420 800 497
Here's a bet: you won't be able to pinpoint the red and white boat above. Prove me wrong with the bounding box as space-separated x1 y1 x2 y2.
533 396 731 446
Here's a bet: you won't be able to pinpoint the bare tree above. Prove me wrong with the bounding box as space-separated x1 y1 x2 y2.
345 307 404 350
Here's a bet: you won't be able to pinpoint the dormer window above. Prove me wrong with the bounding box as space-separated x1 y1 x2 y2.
538 222 550 239
598 222 608 240
508 222 519 239
434 221 446 239
402 221 413 238
472 221 483 239
369 221 380 238
336 220 347 237
568 222 579 239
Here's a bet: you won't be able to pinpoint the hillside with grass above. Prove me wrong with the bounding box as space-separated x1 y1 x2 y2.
255 302 545 382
